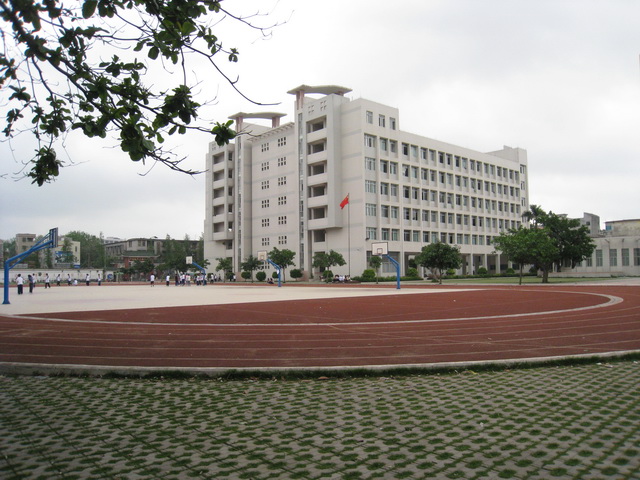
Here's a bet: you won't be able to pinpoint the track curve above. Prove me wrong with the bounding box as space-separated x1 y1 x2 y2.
0 284 639 370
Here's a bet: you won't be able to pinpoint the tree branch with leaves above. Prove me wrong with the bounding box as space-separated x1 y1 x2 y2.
1 0 278 185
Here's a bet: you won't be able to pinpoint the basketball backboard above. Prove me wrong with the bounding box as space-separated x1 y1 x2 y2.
257 250 268 261
371 242 388 256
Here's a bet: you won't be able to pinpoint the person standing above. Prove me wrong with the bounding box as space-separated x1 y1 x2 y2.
150 273 155 286
56 274 61 286
166 274 170 286
28 274 35 293
85 273 90 286
67 273 72 286
44 274 51 289
16 274 24 295
97 273 102 286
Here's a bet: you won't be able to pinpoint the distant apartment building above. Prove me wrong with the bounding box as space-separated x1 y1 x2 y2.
15 233 37 254
204 85 530 278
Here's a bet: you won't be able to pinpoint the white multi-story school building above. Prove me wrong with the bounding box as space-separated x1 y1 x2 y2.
204 85 530 279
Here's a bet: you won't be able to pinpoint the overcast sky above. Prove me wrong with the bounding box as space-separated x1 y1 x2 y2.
1 0 639 241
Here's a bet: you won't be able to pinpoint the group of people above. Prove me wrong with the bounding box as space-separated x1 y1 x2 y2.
157 272 229 286
332 274 351 283
14 272 104 293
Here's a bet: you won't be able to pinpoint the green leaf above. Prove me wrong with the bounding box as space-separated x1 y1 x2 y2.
82 0 98 19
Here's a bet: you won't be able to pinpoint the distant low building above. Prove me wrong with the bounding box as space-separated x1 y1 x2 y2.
105 237 200 270
563 214 640 276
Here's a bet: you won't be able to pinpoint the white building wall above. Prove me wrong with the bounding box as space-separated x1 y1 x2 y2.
204 85 531 280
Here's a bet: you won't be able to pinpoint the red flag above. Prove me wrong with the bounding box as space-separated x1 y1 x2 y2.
340 194 349 209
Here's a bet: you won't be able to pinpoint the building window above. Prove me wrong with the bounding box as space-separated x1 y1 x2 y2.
380 183 389 195
365 180 377 193
634 248 640 266
364 134 376 148
389 162 398 175
390 206 399 219
261 200 269 208
609 249 618 267
404 230 411 241
278 176 286 186
261 142 270 152
277 137 287 147
261 218 270 228
404 208 410 220
261 161 270 171
378 115 385 127
622 248 630 266
390 184 398 197
278 235 287 245
366 203 377 216
381 228 390 240
365 157 376 171
596 249 603 267
278 157 287 167
391 229 399 241
278 196 287 205
261 180 269 190
366 227 378 240
390 117 397 130
412 230 420 242
402 143 409 156
366 111 373 124
278 216 287 225
381 205 390 218
390 140 397 153
261 237 270 246
380 160 389 173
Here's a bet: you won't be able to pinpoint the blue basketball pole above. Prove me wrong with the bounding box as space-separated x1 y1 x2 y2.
265 259 282 287
385 254 401 290
3 228 58 305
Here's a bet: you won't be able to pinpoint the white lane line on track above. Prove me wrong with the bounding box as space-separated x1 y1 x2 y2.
6 291 623 327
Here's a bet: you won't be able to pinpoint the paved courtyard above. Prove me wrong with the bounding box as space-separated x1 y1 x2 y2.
1 361 639 479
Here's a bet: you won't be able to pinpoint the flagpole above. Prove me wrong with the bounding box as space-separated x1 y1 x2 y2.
347 199 351 277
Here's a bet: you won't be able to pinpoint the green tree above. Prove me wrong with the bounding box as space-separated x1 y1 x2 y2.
289 268 303 281
60 236 74 264
415 242 461 284
0 1 279 185
312 250 346 272
492 227 558 284
65 231 105 267
518 205 596 282
268 247 296 281
216 257 233 280
240 255 260 283
368 255 382 284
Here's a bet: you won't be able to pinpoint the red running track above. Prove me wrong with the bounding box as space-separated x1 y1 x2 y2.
0 285 639 370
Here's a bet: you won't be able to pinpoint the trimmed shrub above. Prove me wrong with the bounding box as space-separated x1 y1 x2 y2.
256 271 266 282
361 269 376 282
406 267 420 279
290 268 303 281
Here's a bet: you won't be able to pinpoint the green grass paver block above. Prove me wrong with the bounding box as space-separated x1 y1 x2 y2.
0 361 639 479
